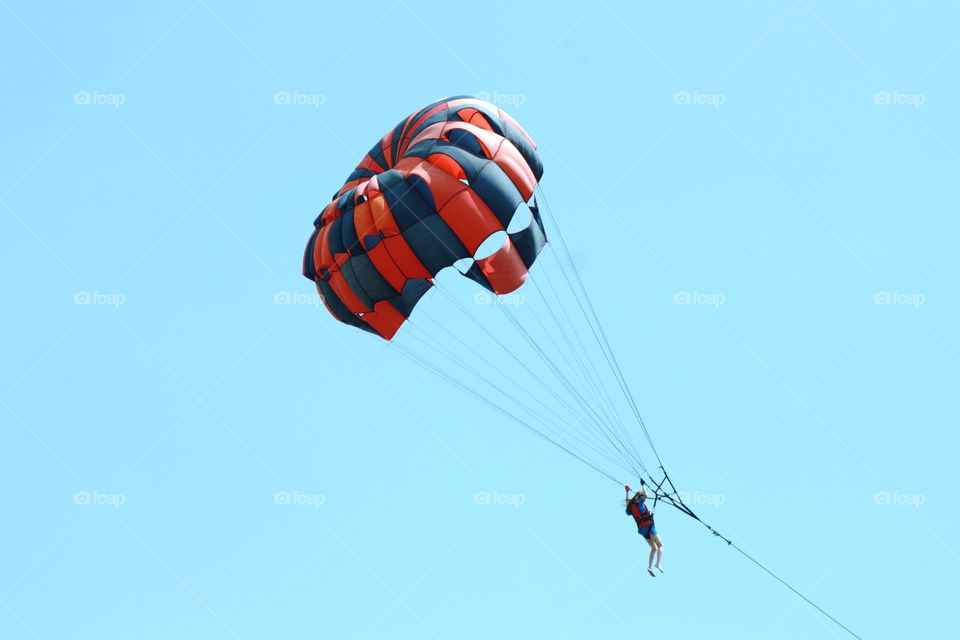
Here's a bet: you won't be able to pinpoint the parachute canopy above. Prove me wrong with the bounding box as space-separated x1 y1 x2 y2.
303 96 547 339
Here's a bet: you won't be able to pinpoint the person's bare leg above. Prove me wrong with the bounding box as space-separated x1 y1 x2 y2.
652 535 664 571
646 536 657 576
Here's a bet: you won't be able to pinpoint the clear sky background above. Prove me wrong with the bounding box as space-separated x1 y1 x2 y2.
2 1 958 638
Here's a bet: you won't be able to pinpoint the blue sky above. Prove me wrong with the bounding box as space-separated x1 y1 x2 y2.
2 1 958 638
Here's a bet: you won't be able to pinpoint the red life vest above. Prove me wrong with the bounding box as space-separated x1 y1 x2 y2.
628 500 653 529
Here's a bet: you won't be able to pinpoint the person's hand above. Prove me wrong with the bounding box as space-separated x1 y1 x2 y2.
640 478 646 486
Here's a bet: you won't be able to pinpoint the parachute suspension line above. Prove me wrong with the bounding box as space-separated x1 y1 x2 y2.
389 340 625 486
542 236 661 466
497 302 649 480
526 268 648 473
536 186 664 468
494 296 622 450
521 284 623 437
407 314 590 438
496 300 638 474
524 273 637 461
519 300 623 448
530 266 632 448
423 289 641 479
508 302 646 484
434 285 624 444
501 307 637 480
505 267 649 478
540 238 661 466
512 273 643 482
399 320 638 478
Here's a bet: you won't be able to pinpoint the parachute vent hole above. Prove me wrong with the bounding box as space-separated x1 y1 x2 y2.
474 230 507 260
452 257 473 274
507 202 533 233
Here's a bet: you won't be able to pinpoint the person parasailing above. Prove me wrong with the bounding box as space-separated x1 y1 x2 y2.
626 480 663 577
302 96 864 639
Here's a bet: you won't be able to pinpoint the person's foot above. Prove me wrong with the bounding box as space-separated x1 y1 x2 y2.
655 563 664 574
647 567 656 577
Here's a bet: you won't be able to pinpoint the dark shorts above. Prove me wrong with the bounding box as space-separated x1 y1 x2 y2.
638 525 657 539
